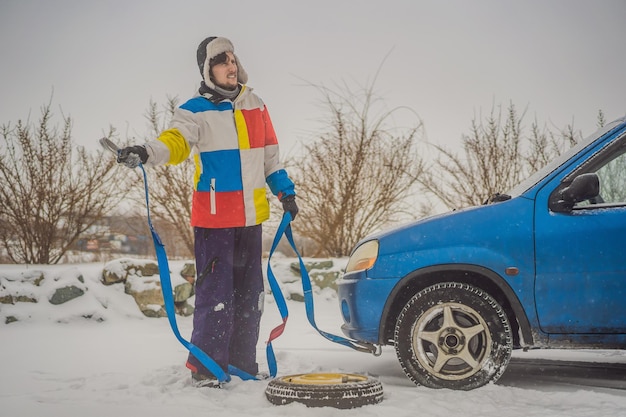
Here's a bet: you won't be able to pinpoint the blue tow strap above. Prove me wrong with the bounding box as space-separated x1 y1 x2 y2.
138 163 377 384
139 164 255 383
267 213 381 355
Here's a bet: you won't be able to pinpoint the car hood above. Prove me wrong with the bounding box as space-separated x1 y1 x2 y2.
357 197 533 259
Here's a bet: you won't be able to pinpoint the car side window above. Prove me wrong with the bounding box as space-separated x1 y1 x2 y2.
595 153 626 204
575 144 626 207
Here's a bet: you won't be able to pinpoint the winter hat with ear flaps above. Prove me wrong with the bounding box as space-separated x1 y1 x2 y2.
196 36 248 89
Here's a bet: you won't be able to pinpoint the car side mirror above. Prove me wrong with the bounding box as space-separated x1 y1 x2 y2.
551 173 600 213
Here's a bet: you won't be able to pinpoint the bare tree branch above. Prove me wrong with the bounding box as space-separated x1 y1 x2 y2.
419 102 583 210
289 77 426 256
0 99 130 264
131 96 195 258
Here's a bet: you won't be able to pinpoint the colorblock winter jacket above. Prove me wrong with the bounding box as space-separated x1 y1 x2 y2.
145 85 295 228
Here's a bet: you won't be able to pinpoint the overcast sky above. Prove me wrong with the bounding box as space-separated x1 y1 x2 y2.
1 0 625 157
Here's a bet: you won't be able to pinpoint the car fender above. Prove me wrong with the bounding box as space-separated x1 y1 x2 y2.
377 262 536 347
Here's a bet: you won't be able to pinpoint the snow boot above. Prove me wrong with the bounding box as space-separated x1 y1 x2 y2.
191 372 223 389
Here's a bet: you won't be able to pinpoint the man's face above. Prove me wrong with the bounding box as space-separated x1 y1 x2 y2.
211 51 238 90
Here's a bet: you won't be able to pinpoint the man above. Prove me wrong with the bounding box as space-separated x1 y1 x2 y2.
117 36 298 388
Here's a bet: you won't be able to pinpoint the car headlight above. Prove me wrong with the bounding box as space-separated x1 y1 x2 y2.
345 240 379 273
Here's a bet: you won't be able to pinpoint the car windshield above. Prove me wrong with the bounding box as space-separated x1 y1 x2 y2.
505 118 626 198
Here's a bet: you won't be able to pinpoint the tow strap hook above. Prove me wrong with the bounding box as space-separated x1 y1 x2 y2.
355 342 382 356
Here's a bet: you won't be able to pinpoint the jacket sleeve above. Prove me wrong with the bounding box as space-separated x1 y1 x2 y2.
262 104 296 199
144 107 196 166
267 169 295 200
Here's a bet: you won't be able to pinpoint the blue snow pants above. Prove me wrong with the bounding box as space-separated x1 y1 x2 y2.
186 225 264 377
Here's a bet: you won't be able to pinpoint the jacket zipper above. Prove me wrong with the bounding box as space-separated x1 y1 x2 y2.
210 178 216 215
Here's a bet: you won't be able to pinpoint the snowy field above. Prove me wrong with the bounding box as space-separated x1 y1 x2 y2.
1 259 625 417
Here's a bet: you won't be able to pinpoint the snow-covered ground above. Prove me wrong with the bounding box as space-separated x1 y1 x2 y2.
1 259 625 417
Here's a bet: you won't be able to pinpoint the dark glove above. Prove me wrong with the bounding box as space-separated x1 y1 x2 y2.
281 195 298 220
117 145 148 168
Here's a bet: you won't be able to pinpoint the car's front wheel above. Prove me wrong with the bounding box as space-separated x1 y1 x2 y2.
394 282 512 390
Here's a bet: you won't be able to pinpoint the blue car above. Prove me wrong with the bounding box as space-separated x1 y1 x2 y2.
338 115 626 390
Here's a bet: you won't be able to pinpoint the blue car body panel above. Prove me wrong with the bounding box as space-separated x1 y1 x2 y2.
338 117 626 349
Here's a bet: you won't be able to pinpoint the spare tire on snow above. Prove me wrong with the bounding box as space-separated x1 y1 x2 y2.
265 373 383 409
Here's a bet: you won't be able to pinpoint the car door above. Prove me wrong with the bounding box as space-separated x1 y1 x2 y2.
534 131 626 334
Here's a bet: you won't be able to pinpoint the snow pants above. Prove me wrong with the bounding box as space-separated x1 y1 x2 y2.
186 225 264 377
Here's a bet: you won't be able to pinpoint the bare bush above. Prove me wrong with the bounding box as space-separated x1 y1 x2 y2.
289 78 426 257
420 102 583 210
0 101 128 264
134 97 195 257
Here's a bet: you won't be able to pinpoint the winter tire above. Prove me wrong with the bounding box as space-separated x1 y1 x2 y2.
265 373 383 409
394 282 512 390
